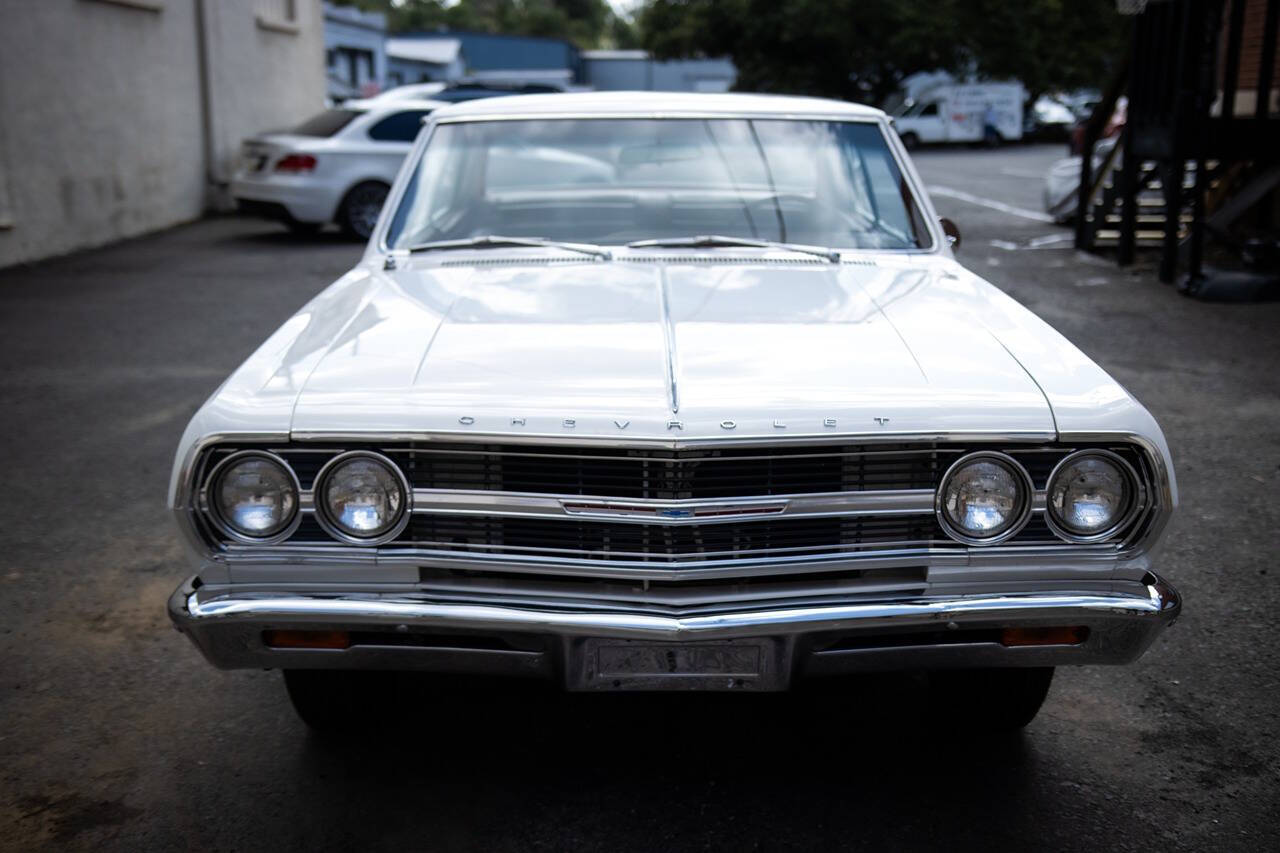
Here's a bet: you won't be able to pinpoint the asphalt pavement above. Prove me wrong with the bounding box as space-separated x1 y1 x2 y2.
1 144 1277 851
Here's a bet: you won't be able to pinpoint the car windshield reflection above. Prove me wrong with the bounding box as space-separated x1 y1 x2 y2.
385 118 933 251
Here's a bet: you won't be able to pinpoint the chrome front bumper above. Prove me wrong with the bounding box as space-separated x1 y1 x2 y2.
168 573 1180 690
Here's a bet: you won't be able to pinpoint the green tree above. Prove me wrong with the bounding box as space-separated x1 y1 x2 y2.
638 0 1129 106
330 0 634 48
962 0 1129 103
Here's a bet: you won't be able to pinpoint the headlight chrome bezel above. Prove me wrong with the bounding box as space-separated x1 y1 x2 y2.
203 450 302 545
1044 448 1142 544
313 450 412 546
935 451 1034 546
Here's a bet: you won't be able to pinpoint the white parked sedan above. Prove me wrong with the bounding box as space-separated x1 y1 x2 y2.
231 98 445 238
171 92 1179 733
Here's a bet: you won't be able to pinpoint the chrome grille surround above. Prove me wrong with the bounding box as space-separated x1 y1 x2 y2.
181 436 1167 582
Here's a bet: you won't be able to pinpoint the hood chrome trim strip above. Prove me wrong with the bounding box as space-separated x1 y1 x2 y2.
656 268 680 414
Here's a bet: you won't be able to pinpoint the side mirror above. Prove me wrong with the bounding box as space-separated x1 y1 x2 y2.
939 217 961 250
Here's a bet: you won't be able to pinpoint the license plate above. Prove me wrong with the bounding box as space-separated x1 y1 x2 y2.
598 643 762 677
242 149 269 172
571 638 788 691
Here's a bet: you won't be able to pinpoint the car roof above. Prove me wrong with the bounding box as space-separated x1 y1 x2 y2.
342 98 449 113
430 91 885 121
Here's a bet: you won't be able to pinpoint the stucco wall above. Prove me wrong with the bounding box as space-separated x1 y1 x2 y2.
0 0 325 268
201 0 326 199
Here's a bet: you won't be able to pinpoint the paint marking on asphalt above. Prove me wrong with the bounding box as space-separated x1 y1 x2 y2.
928 185 1056 223
990 234 1073 252
999 168 1049 179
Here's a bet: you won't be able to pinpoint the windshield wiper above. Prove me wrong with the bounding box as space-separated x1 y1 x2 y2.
404 235 612 259
626 235 839 263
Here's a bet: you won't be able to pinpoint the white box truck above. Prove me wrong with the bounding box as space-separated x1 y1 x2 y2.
892 82 1025 148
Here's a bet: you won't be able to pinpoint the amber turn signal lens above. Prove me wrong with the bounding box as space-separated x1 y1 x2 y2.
1000 626 1088 647
263 630 351 649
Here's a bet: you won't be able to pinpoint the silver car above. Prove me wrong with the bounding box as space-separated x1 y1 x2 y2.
231 98 444 238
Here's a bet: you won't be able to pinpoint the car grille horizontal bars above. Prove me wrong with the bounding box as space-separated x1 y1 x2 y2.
197 441 1152 565
412 565 930 616
284 513 1064 563
259 441 1101 500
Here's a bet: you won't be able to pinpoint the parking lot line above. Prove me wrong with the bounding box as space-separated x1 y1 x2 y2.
927 185 1056 223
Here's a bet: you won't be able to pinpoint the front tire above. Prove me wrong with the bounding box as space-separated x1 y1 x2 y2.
927 667 1054 732
900 132 920 151
338 181 390 240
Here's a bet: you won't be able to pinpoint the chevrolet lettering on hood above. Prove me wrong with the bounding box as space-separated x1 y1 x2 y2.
166 92 1179 734
448 415 861 430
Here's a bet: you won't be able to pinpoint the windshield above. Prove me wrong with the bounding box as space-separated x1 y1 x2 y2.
385 118 933 251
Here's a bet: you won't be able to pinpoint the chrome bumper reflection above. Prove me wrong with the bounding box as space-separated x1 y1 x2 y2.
168 573 1180 682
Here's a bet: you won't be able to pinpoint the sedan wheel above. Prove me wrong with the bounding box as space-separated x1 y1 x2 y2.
338 181 389 240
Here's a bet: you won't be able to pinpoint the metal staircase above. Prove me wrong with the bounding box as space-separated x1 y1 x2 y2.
1074 0 1280 290
1080 141 1197 250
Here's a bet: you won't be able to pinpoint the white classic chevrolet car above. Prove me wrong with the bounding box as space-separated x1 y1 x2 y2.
169 93 1179 732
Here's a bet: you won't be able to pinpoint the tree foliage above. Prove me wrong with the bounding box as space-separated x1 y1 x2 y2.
332 0 636 49
638 0 1129 106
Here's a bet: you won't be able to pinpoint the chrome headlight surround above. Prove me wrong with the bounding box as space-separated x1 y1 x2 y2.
1044 448 1143 544
313 450 412 546
202 450 302 545
935 451 1034 546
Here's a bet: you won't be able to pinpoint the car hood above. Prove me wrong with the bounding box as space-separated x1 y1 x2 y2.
266 255 1058 441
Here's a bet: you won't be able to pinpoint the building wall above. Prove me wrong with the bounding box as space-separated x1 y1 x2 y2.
324 2 387 96
0 0 325 268
400 31 582 80
583 54 737 93
387 56 465 85
1217 0 1280 115
202 0 326 196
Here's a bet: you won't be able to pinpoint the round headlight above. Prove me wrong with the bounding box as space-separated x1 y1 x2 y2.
316 452 409 544
1046 450 1136 542
208 452 299 541
937 452 1032 544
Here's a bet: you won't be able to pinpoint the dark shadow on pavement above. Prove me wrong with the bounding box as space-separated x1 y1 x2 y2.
280 673 1045 851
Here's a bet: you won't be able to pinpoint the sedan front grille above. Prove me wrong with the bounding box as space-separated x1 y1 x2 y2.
200 440 1156 574
382 443 950 499
287 513 945 562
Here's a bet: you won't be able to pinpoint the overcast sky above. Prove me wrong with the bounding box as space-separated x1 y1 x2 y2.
607 0 643 17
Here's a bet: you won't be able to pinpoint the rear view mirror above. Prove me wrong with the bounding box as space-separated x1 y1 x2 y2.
939 217 961 250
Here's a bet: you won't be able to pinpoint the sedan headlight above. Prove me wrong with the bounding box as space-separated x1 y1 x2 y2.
937 452 1033 545
207 451 299 542
315 451 410 544
1046 450 1137 542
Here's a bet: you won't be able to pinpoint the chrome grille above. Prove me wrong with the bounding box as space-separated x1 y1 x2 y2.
299 442 956 498
412 565 929 616
291 513 946 562
197 441 1156 572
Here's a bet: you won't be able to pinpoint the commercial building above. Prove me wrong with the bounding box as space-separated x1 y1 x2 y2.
582 50 737 92
386 37 466 85
324 1 388 101
388 30 582 86
0 0 326 267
